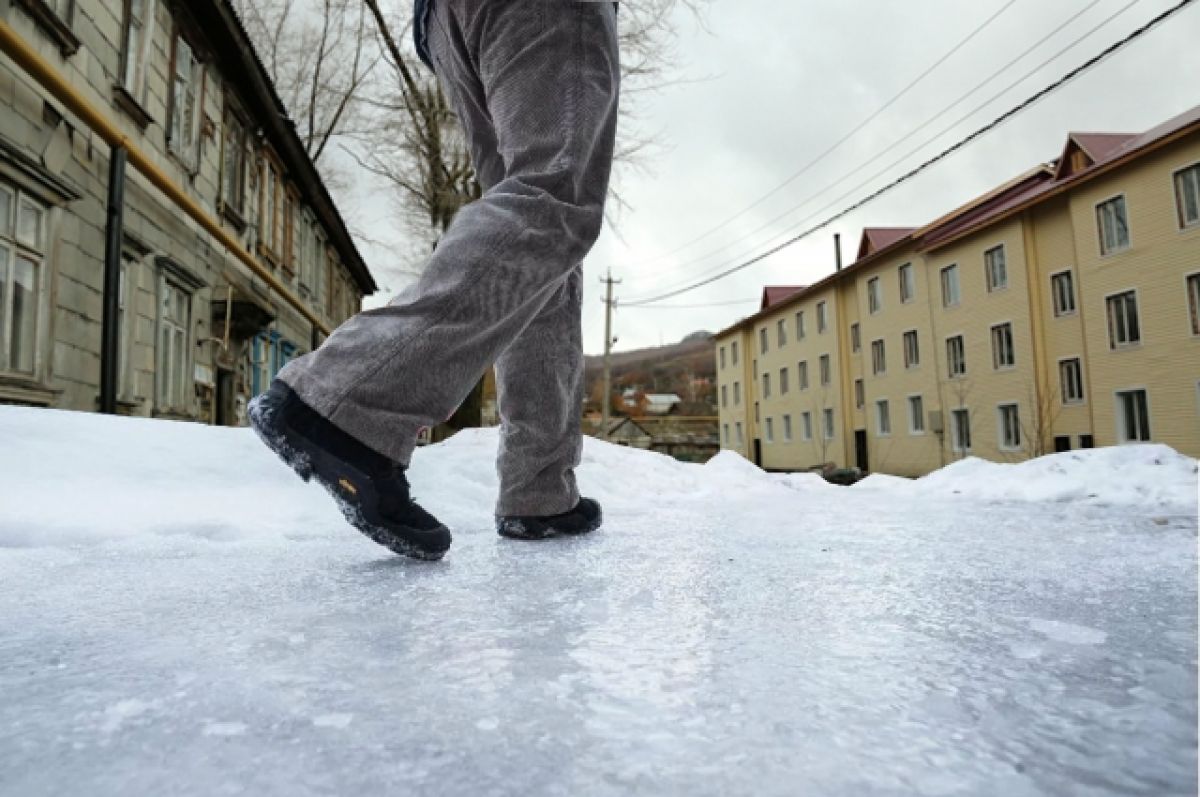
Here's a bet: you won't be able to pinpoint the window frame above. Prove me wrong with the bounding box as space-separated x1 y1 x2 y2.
1105 288 1141 350
822 408 835 441
870 338 886 376
1114 388 1152 443
0 183 51 379
731 341 738 365
819 353 831 386
796 310 806 340
721 384 728 408
997 402 1021 451
1096 193 1131 257
765 416 774 444
801 411 813 442
720 346 726 370
875 398 891 437
902 329 920 370
1059 357 1085 405
762 371 771 398
155 274 193 414
759 326 769 355
946 334 966 378
867 276 882 314
898 262 915 304
1172 162 1200 230
950 407 972 453
167 28 205 173
850 322 861 353
782 413 793 443
817 301 828 333
1050 269 1076 317
779 366 789 395
777 318 787 348
118 0 156 109
798 360 809 391
907 394 925 435
854 378 864 410
984 244 1008 293
1185 272 1200 338
940 264 960 308
991 321 1016 370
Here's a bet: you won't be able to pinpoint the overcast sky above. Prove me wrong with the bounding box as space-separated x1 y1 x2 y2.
353 0 1200 356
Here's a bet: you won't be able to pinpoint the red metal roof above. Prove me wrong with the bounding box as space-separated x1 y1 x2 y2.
856 228 916 261
761 286 806 310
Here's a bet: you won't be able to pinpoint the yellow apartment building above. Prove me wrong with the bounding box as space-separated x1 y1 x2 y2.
715 104 1200 474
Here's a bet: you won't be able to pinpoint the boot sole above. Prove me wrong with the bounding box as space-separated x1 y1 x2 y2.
249 396 450 561
496 507 603 541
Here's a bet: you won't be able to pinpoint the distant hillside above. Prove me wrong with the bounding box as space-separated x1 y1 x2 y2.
584 333 716 412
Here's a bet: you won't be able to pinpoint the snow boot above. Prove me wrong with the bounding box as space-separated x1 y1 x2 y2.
248 379 452 561
496 498 603 540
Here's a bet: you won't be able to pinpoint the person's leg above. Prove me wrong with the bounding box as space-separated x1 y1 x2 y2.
275 0 620 478
493 264 584 517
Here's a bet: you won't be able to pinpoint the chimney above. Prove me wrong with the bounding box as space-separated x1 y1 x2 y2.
834 233 843 271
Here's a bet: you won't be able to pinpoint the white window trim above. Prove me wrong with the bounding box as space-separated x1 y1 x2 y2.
1113 387 1153 444
1057 356 1086 406
984 243 1009 294
875 398 891 438
1095 192 1132 258
798 361 809 392
817 301 828 333
867 277 882 315
871 338 886 376
940 263 961 308
903 328 920 370
996 401 1022 452
898 262 916 304
1104 287 1142 351
1050 268 1077 318
765 417 774 444
819 353 831 386
907 393 926 436
121 0 157 104
822 408 835 441
801 411 813 442
0 183 54 382
950 408 972 453
1171 160 1200 231
854 378 864 410
945 332 967 379
1184 270 1200 339
990 320 1017 371
782 414 793 443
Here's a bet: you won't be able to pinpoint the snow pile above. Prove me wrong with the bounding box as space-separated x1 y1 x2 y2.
899 444 1197 513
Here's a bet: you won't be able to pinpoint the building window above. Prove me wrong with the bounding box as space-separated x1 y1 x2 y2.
947 335 966 378
819 353 831 386
1097 196 1130 255
168 34 203 171
777 318 787 348
850 322 861 352
1106 291 1140 349
817 301 828 333
903 329 919 369
898 262 915 303
802 411 813 441
951 408 971 453
765 417 774 444
780 367 789 395
867 277 882 314
754 402 760 425
871 339 886 376
262 160 281 257
1176 163 1200 229
991 322 1015 369
157 278 192 411
222 110 248 217
120 0 155 105
731 341 738 365
721 384 728 408
762 372 771 398
985 245 1007 292
733 381 741 405
759 327 768 354
735 422 744 446
1115 389 1151 442
908 395 925 434
854 379 864 410
798 361 809 391
823 408 835 440
1187 273 1200 336
796 311 806 340
783 414 793 442
940 264 960 307
720 346 726 369
722 424 729 446
998 404 1021 450
0 185 47 376
1051 271 1075 316
876 399 891 436
1060 358 1084 404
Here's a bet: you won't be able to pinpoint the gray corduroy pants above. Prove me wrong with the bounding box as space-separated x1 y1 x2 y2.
277 0 620 517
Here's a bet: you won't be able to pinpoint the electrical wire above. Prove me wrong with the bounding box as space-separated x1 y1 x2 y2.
621 0 1119 296
618 0 1195 307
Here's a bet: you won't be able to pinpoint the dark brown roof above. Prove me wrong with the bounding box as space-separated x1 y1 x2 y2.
857 228 915 260
761 286 806 310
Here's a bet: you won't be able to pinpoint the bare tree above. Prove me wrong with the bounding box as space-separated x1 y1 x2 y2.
1019 383 1064 459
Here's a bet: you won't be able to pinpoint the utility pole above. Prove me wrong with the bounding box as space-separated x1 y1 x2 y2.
600 269 621 440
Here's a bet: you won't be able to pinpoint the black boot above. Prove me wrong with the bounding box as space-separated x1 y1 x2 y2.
248 379 452 561
496 498 603 540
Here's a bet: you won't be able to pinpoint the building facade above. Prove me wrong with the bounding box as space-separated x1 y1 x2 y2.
716 106 1200 474
0 0 374 425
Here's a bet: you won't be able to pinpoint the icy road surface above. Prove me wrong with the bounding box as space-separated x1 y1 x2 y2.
0 408 1196 796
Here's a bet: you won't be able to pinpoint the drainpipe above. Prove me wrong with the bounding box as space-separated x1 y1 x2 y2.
99 145 126 415
834 233 843 271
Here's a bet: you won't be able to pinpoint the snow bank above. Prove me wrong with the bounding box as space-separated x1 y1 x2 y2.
854 444 1198 513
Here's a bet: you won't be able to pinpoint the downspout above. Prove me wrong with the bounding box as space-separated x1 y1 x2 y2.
99 146 126 414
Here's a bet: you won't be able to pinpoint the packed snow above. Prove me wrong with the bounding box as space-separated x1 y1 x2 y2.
0 406 1196 796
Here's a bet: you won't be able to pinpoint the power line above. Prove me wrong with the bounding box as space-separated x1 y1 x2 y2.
618 0 1021 283
616 298 759 310
619 0 1194 307
622 0 1118 298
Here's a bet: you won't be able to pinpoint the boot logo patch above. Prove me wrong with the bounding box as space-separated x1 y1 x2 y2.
339 478 358 496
